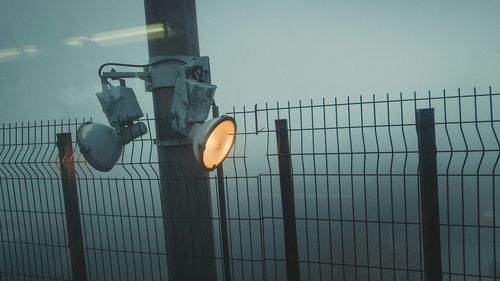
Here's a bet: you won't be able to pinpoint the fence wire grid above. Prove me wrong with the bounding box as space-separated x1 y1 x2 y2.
1 86 499 281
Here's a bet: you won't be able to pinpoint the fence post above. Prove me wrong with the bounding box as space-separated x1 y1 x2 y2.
416 109 442 281
213 105 232 281
57 133 87 281
275 119 300 281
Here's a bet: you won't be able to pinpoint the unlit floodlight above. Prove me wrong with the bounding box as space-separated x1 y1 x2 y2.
77 122 122 172
77 81 147 171
77 121 147 172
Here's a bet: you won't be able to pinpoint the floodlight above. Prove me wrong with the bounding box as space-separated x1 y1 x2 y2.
170 62 236 170
188 115 236 171
77 121 147 172
77 122 123 172
77 81 147 171
77 55 236 172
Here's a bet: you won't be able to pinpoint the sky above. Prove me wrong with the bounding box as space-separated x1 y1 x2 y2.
0 0 499 123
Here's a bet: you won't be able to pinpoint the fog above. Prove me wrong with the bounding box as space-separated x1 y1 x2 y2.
1 0 500 122
1 1 500 281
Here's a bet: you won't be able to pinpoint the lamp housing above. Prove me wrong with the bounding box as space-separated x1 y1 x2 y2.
171 78 216 132
97 84 144 126
77 122 123 172
187 115 236 171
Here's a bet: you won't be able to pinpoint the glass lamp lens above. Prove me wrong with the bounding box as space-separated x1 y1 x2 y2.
202 119 236 169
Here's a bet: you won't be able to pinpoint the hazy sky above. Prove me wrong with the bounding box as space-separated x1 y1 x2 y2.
1 0 499 123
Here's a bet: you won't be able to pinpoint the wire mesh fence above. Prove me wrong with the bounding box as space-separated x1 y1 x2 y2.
0 87 499 281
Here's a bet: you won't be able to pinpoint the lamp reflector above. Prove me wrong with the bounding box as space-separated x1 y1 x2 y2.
191 116 236 171
77 122 123 172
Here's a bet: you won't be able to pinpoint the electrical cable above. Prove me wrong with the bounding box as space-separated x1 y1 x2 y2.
98 58 187 78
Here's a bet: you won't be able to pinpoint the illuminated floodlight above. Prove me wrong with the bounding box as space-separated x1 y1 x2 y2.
189 115 236 171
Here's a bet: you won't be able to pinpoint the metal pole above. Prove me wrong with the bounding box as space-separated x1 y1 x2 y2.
143 1 217 281
416 108 442 281
213 105 232 281
56 133 87 281
275 119 301 281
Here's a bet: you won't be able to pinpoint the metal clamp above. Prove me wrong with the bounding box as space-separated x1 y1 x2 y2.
155 138 192 147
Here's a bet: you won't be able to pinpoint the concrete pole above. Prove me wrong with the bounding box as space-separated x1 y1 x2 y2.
143 1 217 281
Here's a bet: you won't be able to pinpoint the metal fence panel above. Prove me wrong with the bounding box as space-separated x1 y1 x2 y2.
1 87 499 281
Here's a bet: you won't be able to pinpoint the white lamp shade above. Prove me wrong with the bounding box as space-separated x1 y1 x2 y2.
77 122 123 172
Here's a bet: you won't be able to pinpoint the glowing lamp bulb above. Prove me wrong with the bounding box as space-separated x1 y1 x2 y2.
191 116 236 171
202 119 236 169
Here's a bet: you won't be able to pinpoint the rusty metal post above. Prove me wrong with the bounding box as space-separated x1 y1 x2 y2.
57 133 87 281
